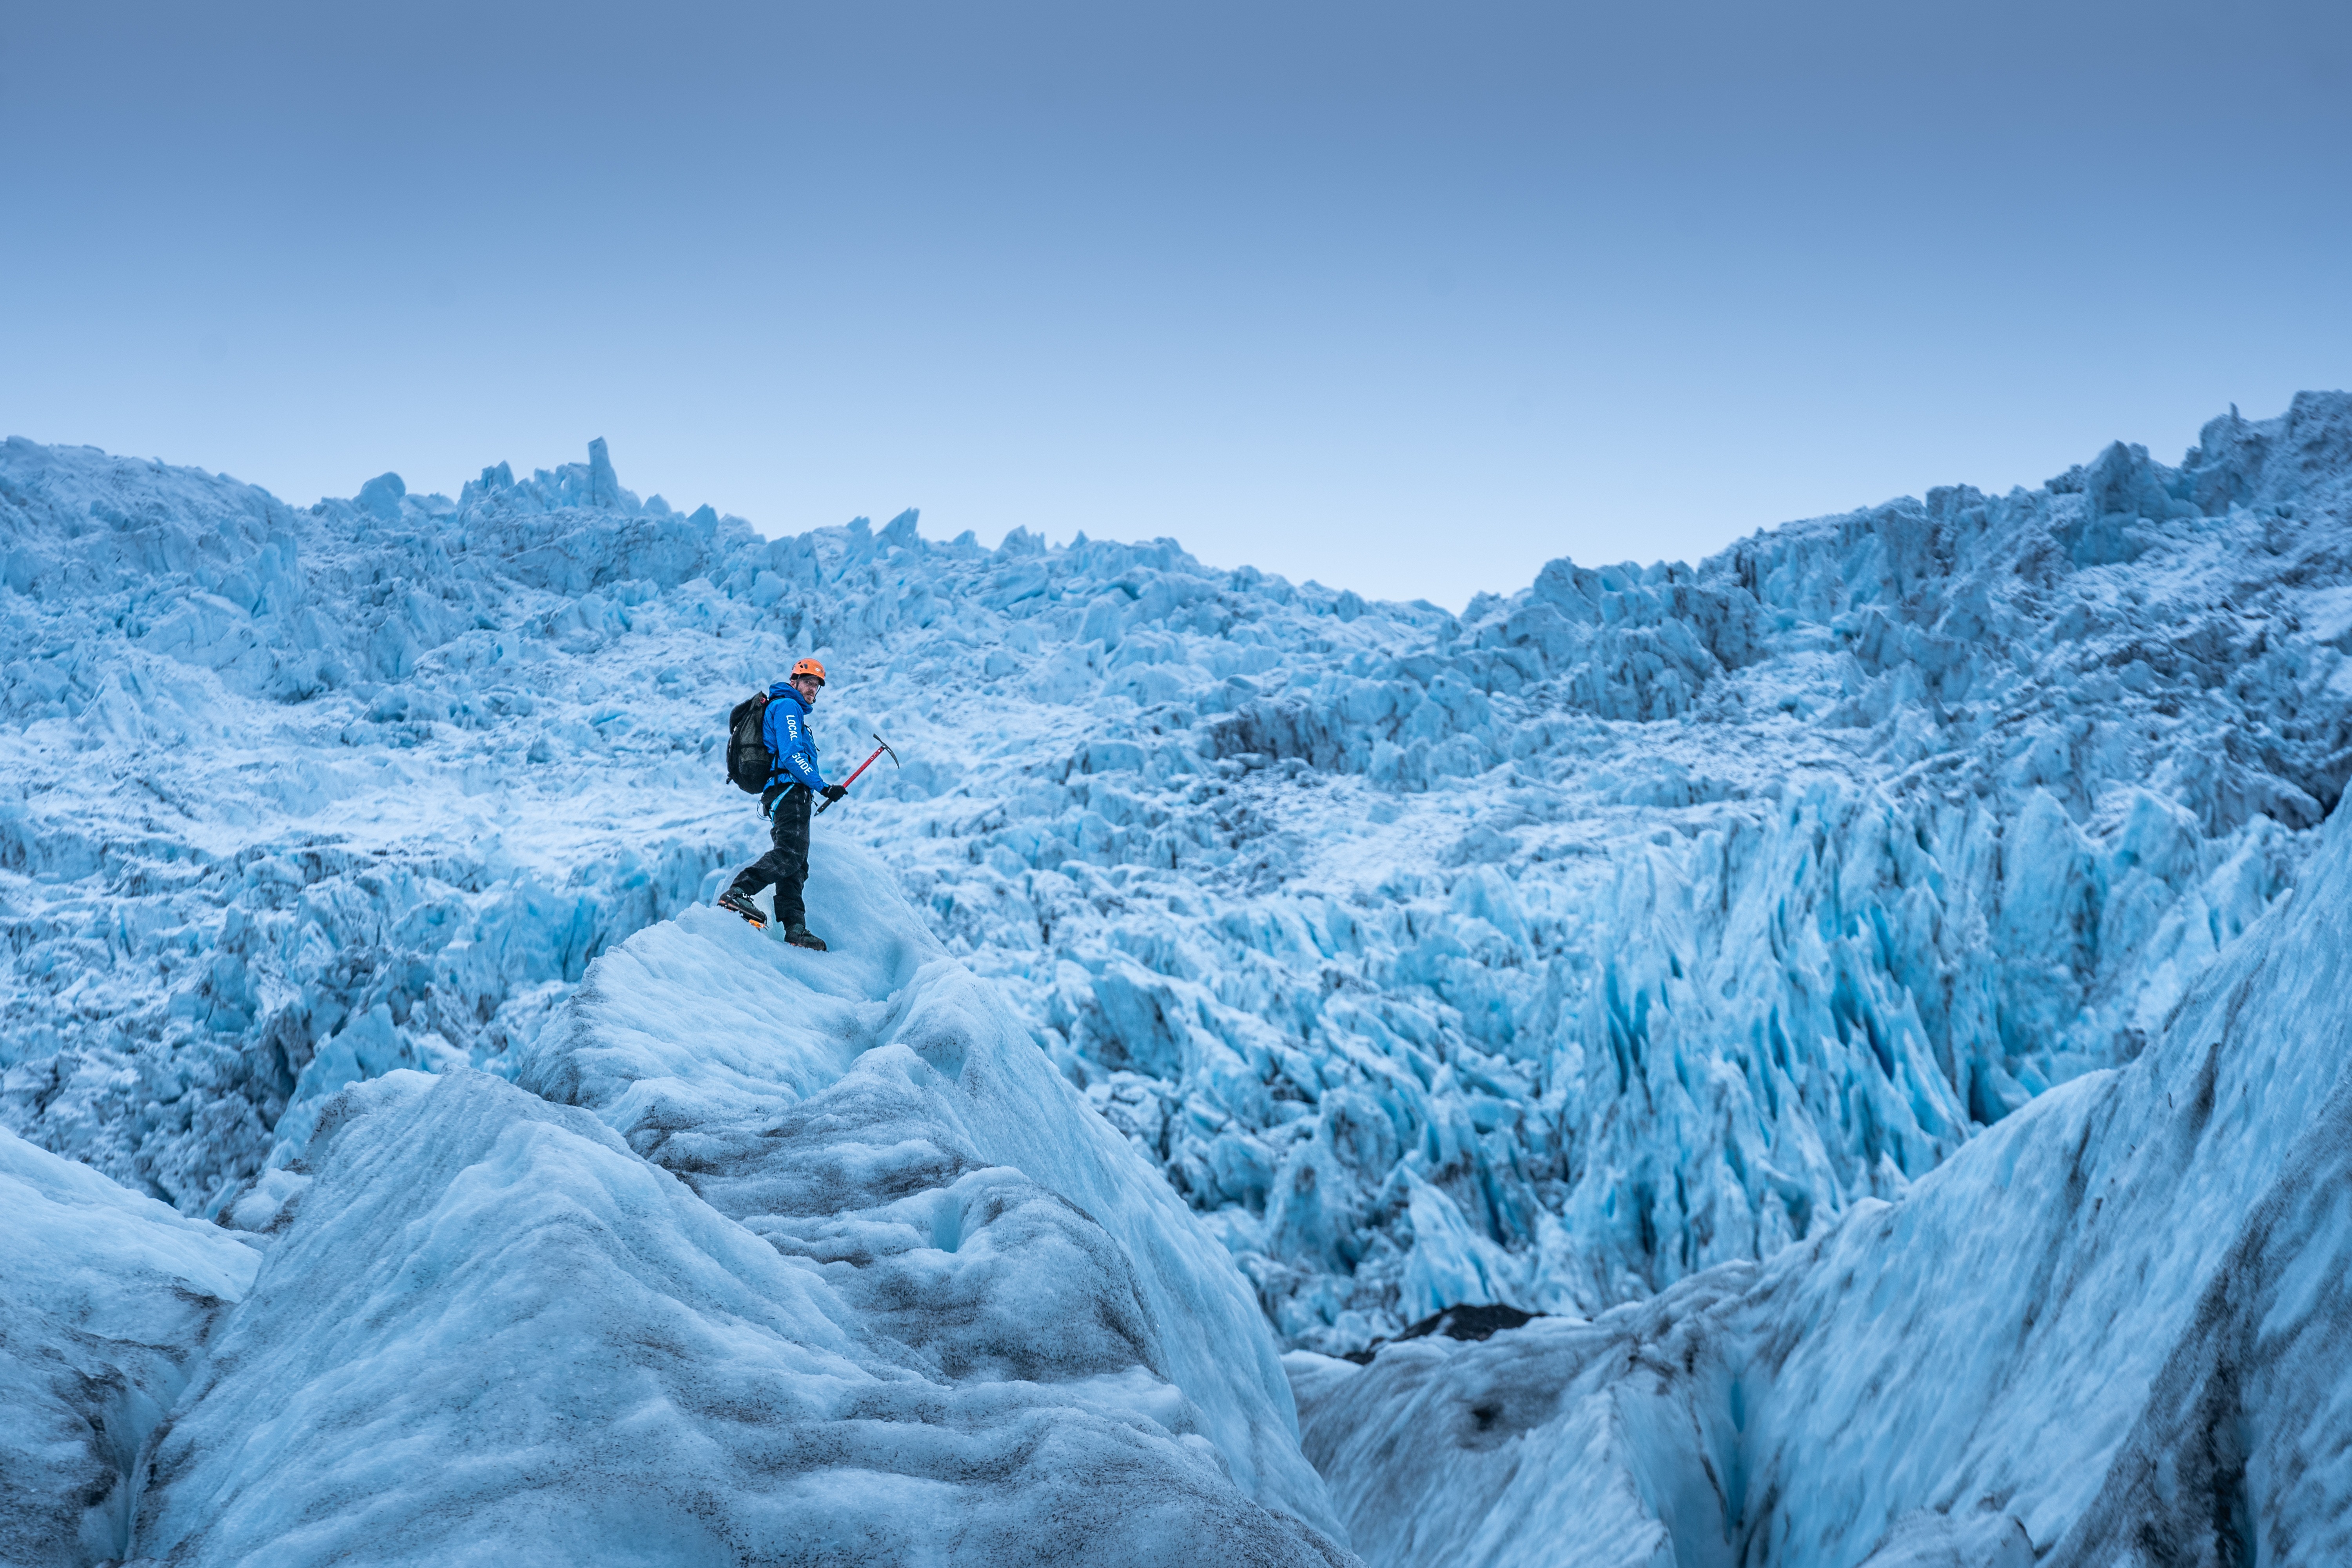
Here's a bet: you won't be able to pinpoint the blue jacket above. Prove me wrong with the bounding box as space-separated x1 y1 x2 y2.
763 683 828 795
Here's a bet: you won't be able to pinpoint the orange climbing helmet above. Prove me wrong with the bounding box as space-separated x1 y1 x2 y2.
789 657 827 686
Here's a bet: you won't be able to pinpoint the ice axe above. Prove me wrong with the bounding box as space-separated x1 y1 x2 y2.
817 733 898 814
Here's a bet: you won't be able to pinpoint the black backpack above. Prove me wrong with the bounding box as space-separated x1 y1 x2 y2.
726 692 773 794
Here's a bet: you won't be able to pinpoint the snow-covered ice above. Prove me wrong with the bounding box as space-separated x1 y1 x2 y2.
125 837 1347 1564
1287 763 2352 1566
5 400 2348 1359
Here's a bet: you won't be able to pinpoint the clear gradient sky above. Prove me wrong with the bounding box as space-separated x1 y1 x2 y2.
5 1 2348 608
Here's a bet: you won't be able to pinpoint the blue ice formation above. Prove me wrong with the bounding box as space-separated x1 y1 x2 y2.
1290 766 2352 1567
1 396 2348 1369
5 840 1349 1564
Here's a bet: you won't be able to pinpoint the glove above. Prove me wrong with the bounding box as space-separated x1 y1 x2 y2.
820 784 848 802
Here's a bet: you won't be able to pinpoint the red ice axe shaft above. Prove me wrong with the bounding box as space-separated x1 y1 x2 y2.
816 733 898 814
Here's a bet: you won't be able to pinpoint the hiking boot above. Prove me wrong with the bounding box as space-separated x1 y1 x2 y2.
717 889 768 929
782 924 828 952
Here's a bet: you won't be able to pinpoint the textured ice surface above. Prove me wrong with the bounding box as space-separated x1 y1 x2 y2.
124 838 1347 1565
4 397 2350 1359
0 1126 257 1564
1290 797 2352 1566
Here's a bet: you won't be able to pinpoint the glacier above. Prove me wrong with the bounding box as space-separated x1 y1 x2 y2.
1 394 2349 1560
5 399 2348 1360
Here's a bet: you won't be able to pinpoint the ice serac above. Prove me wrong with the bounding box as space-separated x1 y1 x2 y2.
3 394 2350 1359
130 838 1351 1567
0 1128 258 1566
1289 793 2352 1566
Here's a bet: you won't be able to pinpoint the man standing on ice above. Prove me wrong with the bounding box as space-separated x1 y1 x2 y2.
718 657 846 948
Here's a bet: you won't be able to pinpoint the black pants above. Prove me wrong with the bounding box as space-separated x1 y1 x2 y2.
728 786 811 927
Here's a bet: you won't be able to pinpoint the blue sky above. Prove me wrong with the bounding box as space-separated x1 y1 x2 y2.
5 0 2348 607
